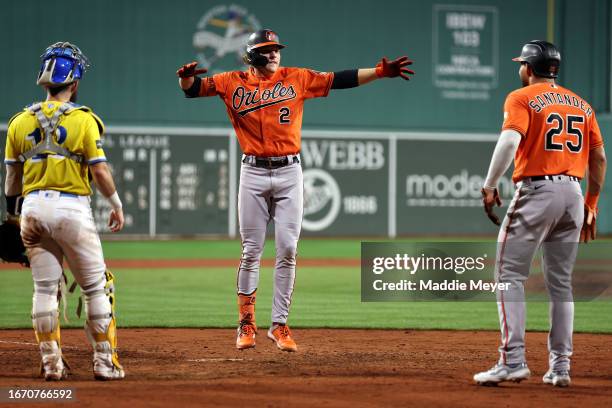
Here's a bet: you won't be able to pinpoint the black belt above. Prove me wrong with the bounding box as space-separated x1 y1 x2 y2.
527 175 580 182
242 155 300 169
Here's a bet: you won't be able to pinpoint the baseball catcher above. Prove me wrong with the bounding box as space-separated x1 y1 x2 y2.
4 41 126 381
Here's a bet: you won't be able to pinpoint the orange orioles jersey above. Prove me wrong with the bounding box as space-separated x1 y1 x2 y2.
197 67 334 156
502 82 604 182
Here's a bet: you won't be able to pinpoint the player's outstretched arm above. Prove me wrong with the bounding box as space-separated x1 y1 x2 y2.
582 146 606 243
90 162 124 233
331 56 414 89
177 61 209 98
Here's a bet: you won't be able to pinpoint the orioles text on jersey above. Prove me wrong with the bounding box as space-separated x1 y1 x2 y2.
197 67 333 156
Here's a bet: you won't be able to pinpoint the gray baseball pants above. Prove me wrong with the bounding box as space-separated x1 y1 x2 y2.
495 177 583 371
237 160 303 325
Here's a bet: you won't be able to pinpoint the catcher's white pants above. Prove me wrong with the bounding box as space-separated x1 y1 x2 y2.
21 190 110 337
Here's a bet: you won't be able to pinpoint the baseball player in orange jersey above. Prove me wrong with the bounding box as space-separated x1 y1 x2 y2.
474 41 606 386
177 29 414 351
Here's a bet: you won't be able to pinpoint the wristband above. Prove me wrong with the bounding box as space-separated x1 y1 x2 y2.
375 65 384 78
108 191 123 210
5 195 23 216
585 192 599 214
183 76 202 98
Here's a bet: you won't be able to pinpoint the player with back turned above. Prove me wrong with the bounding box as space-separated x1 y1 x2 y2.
474 40 606 387
177 29 414 352
3 42 126 380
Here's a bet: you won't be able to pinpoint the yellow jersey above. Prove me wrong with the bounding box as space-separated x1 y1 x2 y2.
4 101 106 196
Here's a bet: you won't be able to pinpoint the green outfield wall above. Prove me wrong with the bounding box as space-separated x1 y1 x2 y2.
1 0 609 129
2 127 610 236
1 0 610 236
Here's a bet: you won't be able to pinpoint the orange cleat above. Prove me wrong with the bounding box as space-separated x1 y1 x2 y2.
236 293 257 350
267 324 297 352
236 321 257 350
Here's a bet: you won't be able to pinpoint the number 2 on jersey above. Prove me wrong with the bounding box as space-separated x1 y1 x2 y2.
545 113 583 153
279 107 291 124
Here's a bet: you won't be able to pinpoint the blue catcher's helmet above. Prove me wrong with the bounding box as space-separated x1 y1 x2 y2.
36 42 90 87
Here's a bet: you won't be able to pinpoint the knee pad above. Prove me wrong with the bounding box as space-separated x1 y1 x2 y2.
82 270 122 369
32 280 61 346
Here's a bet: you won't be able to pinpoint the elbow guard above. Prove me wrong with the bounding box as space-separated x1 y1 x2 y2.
331 70 359 89
183 76 202 98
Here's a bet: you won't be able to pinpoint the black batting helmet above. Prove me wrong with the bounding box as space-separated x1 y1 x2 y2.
243 29 286 67
512 40 561 78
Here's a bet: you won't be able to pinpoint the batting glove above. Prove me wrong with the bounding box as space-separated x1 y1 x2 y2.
177 61 208 78
375 56 415 80
481 187 503 226
580 205 597 243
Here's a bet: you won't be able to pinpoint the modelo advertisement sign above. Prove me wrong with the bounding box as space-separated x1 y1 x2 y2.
395 138 513 235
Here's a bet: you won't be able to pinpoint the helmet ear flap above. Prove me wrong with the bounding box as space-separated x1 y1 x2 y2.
245 50 269 67
515 40 560 79
37 58 56 86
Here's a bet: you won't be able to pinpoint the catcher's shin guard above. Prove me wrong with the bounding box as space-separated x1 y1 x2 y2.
32 280 69 380
236 292 257 349
83 269 124 380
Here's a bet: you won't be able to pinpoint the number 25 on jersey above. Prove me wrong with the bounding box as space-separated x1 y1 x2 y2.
545 113 583 153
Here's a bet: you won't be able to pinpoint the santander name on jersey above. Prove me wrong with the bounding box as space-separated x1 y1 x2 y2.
527 89 593 116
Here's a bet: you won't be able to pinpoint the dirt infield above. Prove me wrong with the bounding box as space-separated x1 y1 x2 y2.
1 329 611 407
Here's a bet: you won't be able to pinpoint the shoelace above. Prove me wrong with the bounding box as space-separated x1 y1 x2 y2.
278 325 291 338
239 322 255 336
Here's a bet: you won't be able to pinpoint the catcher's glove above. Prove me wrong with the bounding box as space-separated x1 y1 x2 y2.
0 220 29 267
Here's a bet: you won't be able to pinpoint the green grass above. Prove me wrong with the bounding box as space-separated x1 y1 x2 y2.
1 260 611 332
100 237 612 259
100 238 363 259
